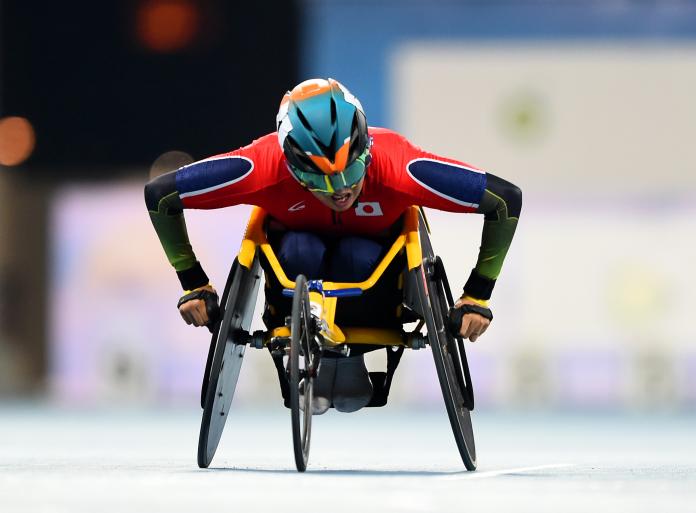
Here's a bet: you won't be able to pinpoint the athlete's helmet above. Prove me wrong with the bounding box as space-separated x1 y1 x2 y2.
276 78 370 193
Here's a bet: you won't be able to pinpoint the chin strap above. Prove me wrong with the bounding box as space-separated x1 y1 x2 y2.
447 304 493 336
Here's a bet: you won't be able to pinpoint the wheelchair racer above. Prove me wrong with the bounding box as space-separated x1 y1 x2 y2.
145 78 521 414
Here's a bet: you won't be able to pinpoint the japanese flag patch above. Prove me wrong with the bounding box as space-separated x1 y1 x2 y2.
355 202 383 217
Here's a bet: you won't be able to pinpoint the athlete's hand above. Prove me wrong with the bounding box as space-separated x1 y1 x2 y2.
177 285 219 329
451 297 492 342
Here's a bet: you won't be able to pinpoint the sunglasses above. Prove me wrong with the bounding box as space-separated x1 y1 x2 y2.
291 146 371 194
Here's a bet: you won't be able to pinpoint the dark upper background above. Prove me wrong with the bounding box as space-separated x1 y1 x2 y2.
0 0 299 176
0 0 299 390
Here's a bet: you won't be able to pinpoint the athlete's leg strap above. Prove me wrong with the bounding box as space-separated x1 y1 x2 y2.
269 348 292 408
367 345 405 407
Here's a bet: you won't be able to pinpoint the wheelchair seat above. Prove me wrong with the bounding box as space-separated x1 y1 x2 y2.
260 217 408 336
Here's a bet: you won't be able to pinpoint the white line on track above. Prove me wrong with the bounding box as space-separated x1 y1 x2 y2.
440 463 576 480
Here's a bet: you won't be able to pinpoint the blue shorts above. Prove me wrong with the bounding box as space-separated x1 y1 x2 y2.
277 231 386 282
262 231 404 332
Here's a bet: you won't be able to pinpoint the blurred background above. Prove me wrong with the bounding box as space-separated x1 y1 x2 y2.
1 0 695 412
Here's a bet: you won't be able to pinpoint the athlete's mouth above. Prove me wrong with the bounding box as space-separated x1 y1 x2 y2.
331 191 352 206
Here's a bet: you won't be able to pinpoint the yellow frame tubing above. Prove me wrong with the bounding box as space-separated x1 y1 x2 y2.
239 206 422 281
267 326 406 347
238 206 425 348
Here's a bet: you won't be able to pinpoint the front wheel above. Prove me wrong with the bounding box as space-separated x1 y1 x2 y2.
289 275 316 472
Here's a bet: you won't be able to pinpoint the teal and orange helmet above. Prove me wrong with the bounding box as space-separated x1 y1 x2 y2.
276 78 370 194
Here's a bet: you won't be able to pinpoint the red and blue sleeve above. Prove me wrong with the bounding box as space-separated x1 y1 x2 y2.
384 132 521 300
384 135 487 213
176 148 263 210
145 137 272 290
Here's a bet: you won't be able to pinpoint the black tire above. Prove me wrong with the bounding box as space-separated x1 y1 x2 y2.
416 213 477 471
289 275 315 472
427 259 476 471
201 260 238 408
197 257 262 469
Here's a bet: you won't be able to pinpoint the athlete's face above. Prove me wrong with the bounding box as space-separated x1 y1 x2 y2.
310 178 364 212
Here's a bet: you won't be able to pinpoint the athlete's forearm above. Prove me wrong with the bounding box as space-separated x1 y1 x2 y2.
144 171 210 290
463 174 522 300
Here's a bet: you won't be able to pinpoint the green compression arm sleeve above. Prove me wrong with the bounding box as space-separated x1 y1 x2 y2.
463 173 522 300
145 171 209 290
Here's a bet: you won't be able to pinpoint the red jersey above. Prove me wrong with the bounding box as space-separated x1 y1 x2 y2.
175 127 487 236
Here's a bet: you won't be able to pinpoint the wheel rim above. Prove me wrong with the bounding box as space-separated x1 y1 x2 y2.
299 296 314 460
290 276 315 472
425 266 477 470
197 257 261 469
416 213 476 470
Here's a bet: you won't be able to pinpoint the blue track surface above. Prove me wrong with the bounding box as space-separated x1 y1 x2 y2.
1 406 694 512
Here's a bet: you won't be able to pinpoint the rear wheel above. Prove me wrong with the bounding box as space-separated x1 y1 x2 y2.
415 211 476 471
426 257 476 470
197 257 261 469
289 275 316 472
201 260 239 408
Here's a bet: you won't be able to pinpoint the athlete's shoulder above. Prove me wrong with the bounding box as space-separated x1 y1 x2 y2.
176 132 290 208
234 132 287 177
370 126 484 172
367 127 422 179
238 132 282 159
243 132 281 151
193 132 282 166
366 126 487 211
369 127 436 167
369 126 412 148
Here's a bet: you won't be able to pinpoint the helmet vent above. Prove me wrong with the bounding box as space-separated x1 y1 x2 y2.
347 112 365 164
311 130 337 163
295 107 314 133
295 106 337 162
330 97 337 125
286 136 322 174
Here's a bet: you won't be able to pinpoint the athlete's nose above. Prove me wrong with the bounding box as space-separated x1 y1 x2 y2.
331 188 352 198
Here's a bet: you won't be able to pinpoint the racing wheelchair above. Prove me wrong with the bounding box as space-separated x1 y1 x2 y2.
197 206 477 472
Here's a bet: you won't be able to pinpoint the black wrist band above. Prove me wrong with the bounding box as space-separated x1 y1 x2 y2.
463 269 496 300
177 261 209 291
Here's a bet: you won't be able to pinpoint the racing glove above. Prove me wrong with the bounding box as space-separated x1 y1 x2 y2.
177 286 220 332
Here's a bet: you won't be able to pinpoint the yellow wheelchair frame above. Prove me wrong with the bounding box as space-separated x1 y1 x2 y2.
197 206 477 473
240 206 423 350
